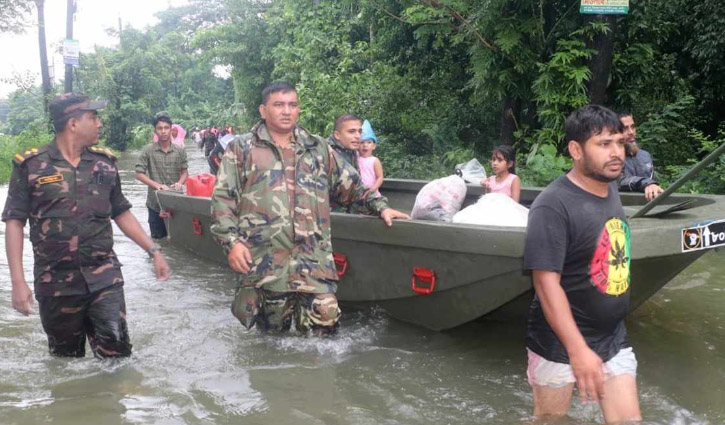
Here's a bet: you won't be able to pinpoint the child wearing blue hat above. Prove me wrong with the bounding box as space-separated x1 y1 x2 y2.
358 120 383 199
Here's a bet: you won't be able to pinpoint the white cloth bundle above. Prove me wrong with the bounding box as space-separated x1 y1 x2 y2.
452 193 528 227
410 175 468 222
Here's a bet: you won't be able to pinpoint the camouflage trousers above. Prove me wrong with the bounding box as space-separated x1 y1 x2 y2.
231 288 341 336
37 284 132 358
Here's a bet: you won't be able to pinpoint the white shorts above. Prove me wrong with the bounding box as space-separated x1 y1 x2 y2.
527 347 637 388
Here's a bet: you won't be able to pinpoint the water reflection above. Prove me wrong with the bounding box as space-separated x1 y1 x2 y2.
0 141 723 424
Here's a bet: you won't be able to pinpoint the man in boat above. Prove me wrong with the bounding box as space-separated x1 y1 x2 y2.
135 111 189 240
617 112 664 201
210 81 409 336
328 114 362 169
524 105 641 422
2 92 171 358
327 114 362 212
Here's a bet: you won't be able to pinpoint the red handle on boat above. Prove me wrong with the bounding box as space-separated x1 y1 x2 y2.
159 208 173 219
333 252 348 277
412 267 436 295
192 218 203 236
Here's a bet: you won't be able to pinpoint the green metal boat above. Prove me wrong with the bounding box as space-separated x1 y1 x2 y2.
157 179 725 330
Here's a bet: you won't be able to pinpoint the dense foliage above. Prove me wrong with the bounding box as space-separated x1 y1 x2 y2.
1 0 724 192
0 0 32 34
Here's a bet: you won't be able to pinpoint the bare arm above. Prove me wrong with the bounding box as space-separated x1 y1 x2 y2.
113 210 170 280
5 219 33 315
532 270 604 402
371 158 384 192
363 158 385 199
511 176 521 203
136 172 168 191
178 168 188 185
172 168 189 191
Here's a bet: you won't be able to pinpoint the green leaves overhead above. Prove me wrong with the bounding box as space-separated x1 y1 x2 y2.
2 0 725 193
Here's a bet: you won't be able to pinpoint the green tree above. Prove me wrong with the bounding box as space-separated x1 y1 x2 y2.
0 0 33 34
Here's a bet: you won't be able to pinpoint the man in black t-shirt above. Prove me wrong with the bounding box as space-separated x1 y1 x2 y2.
523 105 641 422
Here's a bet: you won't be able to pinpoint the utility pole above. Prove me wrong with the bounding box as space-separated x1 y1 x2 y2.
64 0 76 92
34 0 52 113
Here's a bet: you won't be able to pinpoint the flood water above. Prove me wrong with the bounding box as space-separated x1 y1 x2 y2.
1 141 724 425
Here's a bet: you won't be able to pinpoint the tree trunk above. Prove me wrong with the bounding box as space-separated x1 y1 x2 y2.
369 23 375 70
498 96 519 146
34 0 52 111
587 15 617 105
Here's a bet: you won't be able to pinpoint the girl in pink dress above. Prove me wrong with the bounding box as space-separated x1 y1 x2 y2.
358 120 383 199
480 145 521 202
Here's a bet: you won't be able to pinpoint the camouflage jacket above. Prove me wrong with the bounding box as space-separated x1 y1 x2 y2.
1 140 132 296
327 135 359 171
210 122 389 293
327 135 360 213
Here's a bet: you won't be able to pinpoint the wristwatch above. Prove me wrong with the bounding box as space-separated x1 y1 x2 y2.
147 243 162 257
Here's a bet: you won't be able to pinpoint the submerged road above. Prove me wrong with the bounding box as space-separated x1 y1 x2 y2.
0 140 724 424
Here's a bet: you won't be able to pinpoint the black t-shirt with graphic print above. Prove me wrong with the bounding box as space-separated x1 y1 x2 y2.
524 174 631 364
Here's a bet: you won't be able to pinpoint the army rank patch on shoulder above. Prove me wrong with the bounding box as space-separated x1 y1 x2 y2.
89 146 116 159
37 173 64 185
13 147 41 164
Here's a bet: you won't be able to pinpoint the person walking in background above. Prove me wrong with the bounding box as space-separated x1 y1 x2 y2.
170 124 186 149
193 127 203 149
202 126 217 158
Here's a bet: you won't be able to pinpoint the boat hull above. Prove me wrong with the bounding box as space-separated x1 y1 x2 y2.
157 179 724 330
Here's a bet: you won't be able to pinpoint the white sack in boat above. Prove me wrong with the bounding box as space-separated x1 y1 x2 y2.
410 175 467 222
452 193 529 227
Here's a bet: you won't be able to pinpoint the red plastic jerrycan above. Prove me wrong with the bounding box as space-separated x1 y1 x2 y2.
186 173 217 197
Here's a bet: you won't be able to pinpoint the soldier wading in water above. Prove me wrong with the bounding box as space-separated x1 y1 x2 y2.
3 93 171 358
210 82 409 335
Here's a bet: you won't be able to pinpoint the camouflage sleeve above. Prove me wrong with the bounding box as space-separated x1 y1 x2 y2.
327 147 389 215
110 171 133 219
1 162 30 223
210 142 244 253
134 145 149 175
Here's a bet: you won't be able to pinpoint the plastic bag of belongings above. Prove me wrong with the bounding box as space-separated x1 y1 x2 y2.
453 193 528 227
410 175 467 222
455 158 487 184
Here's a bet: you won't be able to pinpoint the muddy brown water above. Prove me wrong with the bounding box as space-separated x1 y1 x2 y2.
1 141 723 424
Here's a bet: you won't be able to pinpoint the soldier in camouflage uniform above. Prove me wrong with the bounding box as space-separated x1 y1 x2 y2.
327 114 363 213
328 114 362 170
210 82 409 335
2 93 171 358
